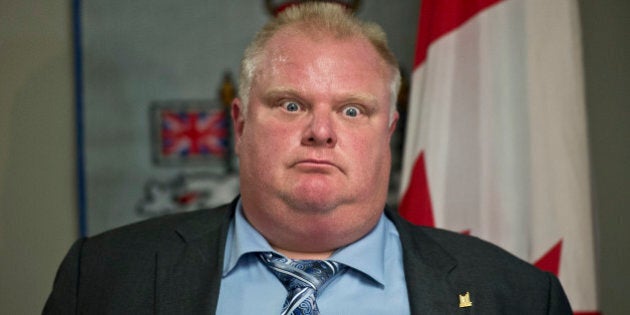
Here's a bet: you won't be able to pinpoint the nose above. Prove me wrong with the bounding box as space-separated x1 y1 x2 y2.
301 110 337 148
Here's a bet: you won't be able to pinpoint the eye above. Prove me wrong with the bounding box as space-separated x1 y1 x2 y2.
282 101 301 112
342 106 361 117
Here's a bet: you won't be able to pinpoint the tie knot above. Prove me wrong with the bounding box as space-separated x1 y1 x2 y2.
258 252 346 291
259 252 347 314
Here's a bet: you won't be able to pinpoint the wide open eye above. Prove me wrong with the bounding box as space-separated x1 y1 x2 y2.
282 101 301 112
342 106 361 117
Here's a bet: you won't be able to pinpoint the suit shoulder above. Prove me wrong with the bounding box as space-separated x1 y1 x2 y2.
409 226 571 312
85 203 232 251
420 226 539 272
413 225 558 295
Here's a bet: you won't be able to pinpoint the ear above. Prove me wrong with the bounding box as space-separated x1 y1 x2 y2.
231 98 246 155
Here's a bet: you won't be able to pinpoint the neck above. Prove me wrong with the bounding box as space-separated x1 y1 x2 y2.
240 196 384 259
272 247 334 260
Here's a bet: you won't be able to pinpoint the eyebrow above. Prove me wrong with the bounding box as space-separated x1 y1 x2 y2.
262 87 301 100
262 87 378 106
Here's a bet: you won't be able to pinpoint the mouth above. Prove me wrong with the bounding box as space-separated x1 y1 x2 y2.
293 159 341 173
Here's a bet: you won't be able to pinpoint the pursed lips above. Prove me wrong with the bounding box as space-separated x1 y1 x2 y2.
292 159 344 174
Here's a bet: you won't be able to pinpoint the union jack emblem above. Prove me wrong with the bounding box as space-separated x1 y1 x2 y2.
152 101 229 165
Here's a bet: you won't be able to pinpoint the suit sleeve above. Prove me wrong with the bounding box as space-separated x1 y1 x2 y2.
42 238 86 315
546 272 573 314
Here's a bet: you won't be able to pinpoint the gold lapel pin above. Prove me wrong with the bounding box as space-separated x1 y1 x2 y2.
459 292 473 308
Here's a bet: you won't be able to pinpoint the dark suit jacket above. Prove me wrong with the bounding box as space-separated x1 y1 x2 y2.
43 199 572 314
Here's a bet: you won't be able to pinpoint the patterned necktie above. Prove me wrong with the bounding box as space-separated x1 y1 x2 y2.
259 252 347 315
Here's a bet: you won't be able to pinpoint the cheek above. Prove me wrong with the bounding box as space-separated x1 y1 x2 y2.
358 133 392 180
345 127 390 160
241 119 296 162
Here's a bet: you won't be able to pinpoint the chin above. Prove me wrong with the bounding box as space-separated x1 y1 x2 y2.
283 192 343 215
292 177 335 195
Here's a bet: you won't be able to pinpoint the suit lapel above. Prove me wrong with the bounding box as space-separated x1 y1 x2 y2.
387 209 462 314
155 202 235 314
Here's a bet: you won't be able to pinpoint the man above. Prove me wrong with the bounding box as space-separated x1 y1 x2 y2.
44 3 572 314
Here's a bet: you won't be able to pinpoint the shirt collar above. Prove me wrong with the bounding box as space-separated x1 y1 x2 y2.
223 199 392 286
328 213 391 286
222 199 275 275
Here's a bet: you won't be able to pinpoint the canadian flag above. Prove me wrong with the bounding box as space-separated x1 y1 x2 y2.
399 0 599 314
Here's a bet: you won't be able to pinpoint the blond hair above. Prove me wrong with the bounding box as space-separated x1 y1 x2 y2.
238 2 401 121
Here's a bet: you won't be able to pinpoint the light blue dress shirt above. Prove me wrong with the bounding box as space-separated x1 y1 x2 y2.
216 200 410 314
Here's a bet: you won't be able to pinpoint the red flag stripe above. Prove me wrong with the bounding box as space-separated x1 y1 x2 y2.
399 152 435 226
413 0 503 67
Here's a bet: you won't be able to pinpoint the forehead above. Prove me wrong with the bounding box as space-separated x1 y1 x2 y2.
254 27 392 95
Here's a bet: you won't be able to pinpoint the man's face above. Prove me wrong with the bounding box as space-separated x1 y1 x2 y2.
233 28 398 249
